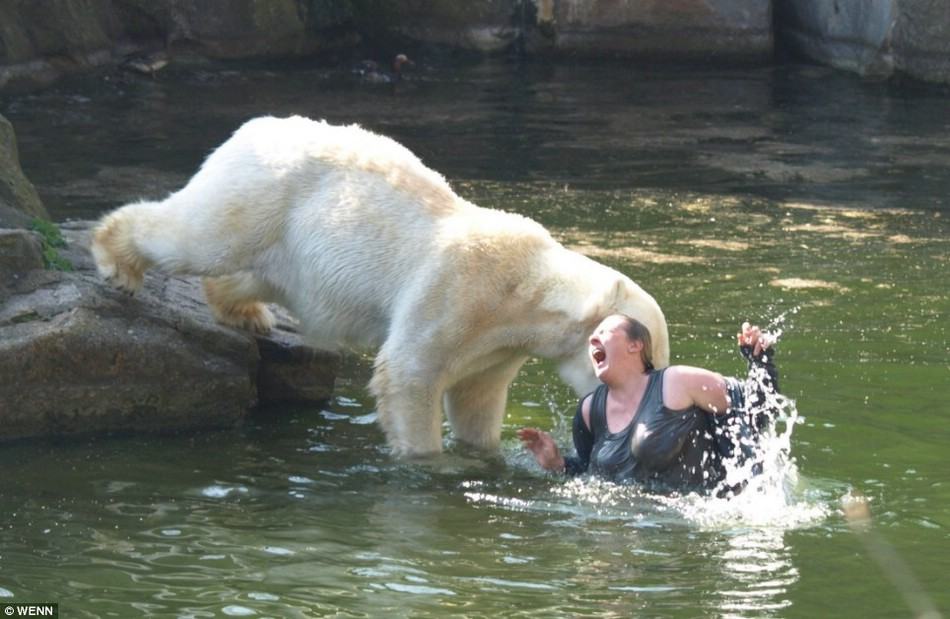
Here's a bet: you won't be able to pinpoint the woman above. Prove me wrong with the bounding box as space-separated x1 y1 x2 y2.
518 315 779 493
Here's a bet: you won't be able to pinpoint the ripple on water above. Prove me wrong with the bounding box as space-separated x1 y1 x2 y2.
200 485 249 499
383 582 456 595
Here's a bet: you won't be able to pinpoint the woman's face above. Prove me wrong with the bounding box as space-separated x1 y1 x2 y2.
588 315 639 381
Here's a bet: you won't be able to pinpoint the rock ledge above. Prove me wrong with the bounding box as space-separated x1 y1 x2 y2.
0 221 339 442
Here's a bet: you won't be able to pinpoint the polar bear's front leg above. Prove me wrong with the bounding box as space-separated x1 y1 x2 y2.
444 355 529 450
91 204 156 293
369 349 446 457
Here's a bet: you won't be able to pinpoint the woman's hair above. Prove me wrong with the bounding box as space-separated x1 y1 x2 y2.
618 315 654 372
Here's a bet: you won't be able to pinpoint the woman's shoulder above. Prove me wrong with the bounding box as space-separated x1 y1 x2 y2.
577 386 605 431
662 364 720 382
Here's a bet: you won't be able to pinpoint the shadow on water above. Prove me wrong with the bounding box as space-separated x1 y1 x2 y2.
2 58 949 616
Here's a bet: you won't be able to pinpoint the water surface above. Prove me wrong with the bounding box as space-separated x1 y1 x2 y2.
1 59 948 617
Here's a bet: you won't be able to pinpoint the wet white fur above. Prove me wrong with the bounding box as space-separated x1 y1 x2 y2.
91 116 669 456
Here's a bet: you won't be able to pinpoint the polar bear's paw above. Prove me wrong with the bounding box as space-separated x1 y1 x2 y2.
91 212 149 294
209 301 277 334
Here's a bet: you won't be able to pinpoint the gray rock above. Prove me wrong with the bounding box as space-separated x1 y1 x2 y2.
372 2 521 54
891 0 950 83
776 0 950 83
0 0 353 92
257 333 338 406
0 114 48 219
531 0 773 61
0 228 44 286
776 0 896 77
0 222 340 442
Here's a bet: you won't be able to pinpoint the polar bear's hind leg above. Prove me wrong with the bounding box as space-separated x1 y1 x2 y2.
203 272 277 333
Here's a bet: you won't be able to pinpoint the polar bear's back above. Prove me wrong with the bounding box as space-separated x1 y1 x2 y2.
205 116 459 216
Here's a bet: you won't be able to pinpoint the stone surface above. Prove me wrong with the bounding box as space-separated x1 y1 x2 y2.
140 0 328 59
0 114 48 219
257 332 338 405
891 0 950 83
0 229 44 285
373 1 521 54
5 0 950 87
0 0 779 92
0 222 340 442
531 0 774 61
0 0 352 91
775 0 950 83
776 0 896 77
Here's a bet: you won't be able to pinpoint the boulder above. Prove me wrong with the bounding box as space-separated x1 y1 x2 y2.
0 229 44 285
775 0 950 83
0 221 340 442
0 114 48 220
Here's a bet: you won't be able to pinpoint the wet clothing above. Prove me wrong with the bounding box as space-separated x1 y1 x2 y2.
562 346 779 493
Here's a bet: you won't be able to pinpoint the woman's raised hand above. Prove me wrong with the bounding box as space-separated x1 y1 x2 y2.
737 322 775 358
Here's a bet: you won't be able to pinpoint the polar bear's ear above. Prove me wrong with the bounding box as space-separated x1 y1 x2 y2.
581 277 625 324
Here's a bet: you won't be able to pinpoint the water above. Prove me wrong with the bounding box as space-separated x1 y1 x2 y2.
2 58 948 617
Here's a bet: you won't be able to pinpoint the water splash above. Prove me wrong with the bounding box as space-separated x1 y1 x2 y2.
663 320 829 530
663 395 827 530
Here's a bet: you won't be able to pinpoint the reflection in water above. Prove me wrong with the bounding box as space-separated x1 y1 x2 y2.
716 528 796 618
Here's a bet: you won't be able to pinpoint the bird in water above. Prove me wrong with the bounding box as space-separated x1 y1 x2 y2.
353 54 414 84
119 51 169 78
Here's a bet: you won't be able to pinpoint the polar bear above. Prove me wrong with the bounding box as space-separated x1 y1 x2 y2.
91 116 669 456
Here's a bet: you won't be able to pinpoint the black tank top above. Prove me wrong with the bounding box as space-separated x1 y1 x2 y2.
587 369 724 491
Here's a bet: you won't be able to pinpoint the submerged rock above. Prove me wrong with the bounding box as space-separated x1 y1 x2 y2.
0 221 339 442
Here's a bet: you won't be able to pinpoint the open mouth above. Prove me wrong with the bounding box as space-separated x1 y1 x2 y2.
591 348 607 365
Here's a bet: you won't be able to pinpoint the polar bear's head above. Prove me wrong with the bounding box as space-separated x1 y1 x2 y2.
555 275 670 397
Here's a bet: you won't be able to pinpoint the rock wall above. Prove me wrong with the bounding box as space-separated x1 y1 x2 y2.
3 0 950 89
0 0 353 91
531 0 773 62
0 115 49 227
0 114 48 222
775 0 950 83
1 1 776 92
891 0 950 83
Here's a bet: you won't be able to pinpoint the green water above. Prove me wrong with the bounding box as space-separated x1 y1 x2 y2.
2 59 948 617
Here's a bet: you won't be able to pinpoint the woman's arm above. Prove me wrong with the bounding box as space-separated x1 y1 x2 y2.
663 365 732 414
519 395 593 475
564 396 594 475
664 323 778 416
